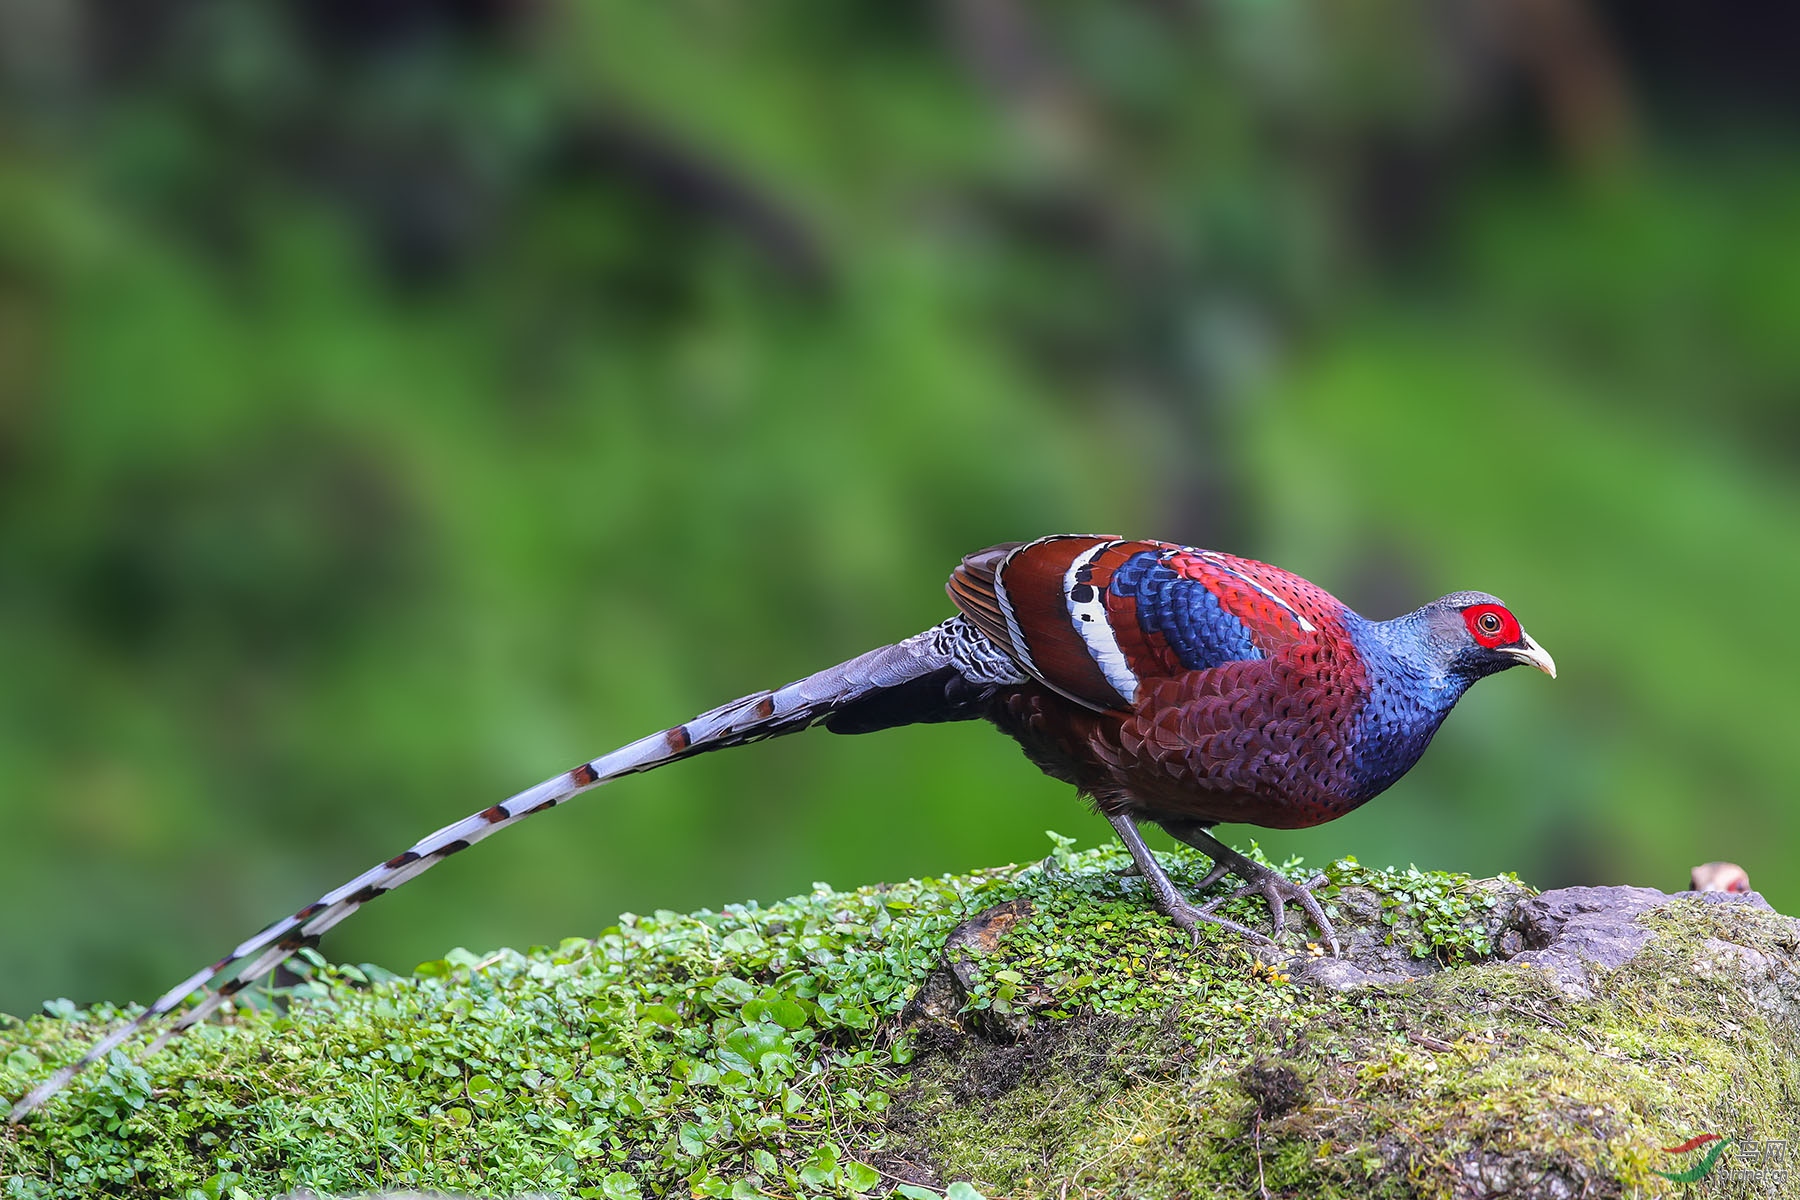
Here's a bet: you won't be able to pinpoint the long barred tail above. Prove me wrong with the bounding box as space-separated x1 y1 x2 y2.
7 617 1024 1122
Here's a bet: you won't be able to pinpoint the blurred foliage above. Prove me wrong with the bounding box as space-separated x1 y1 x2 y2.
0 0 1794 1015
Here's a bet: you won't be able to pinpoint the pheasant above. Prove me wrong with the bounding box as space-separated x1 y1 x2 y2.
8 534 1553 1121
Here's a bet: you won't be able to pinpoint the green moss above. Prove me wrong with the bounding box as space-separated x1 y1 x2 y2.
3 838 1795 1199
1325 859 1526 964
0 862 1014 1200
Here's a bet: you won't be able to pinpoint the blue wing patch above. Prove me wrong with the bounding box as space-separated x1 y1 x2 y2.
1108 551 1264 670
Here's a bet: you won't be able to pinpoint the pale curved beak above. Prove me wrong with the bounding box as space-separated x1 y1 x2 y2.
1504 632 1556 679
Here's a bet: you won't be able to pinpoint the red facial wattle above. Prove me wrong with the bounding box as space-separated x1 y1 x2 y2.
1463 603 1521 649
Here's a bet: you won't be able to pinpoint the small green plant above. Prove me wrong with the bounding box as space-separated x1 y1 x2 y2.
1324 858 1525 963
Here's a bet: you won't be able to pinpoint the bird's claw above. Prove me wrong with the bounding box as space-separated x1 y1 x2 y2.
1161 898 1277 949
1199 867 1339 955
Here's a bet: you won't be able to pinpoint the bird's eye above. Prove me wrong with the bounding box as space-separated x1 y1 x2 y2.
1477 612 1502 636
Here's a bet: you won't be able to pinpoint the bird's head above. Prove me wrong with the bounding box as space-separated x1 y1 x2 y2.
1414 591 1557 684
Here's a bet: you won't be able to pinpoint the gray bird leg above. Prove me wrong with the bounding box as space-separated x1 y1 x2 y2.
1155 818 1235 892
1104 811 1273 947
1160 823 1340 955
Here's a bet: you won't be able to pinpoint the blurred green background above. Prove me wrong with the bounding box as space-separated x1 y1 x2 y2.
0 0 1795 1016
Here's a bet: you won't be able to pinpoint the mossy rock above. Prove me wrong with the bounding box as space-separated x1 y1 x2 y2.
2 839 1796 1199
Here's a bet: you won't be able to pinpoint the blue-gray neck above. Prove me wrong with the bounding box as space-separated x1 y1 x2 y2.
1341 609 1481 800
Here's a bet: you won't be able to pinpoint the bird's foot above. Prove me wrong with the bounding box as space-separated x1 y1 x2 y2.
1103 811 1326 951
1199 865 1339 955
1158 896 1276 949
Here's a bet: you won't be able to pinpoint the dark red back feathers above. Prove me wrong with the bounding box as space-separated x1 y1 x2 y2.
949 535 1551 831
